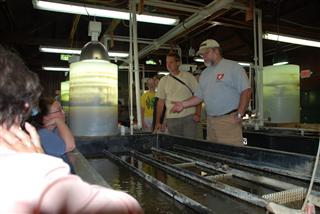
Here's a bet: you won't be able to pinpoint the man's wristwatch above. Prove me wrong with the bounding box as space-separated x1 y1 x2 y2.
236 112 243 119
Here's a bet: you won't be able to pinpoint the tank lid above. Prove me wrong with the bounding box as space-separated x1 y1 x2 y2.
80 41 109 61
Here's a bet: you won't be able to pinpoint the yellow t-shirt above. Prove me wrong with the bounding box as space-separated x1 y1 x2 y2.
156 71 198 119
140 91 156 118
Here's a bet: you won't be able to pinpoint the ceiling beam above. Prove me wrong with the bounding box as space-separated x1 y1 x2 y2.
0 33 87 47
143 0 199 13
69 15 81 47
101 19 121 48
138 0 234 58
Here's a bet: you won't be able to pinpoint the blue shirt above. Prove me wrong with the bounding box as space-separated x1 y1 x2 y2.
195 58 250 116
38 128 66 157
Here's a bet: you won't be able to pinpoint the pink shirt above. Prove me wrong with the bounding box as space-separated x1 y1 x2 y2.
0 147 142 213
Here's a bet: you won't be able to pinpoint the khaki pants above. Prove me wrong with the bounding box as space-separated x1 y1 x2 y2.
207 113 243 146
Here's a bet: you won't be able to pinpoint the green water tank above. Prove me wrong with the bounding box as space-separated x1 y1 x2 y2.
263 64 300 123
69 59 118 136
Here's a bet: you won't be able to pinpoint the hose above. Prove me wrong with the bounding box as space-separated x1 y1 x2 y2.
301 137 320 211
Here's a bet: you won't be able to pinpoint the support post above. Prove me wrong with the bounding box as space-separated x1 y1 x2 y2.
131 0 142 129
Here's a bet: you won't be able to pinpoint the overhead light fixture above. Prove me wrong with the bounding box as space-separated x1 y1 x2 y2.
158 71 169 75
39 46 129 58
42 66 69 71
263 33 320 48
273 61 288 66
194 57 204 63
33 0 179 25
238 62 251 67
40 46 81 54
109 52 129 58
194 57 251 67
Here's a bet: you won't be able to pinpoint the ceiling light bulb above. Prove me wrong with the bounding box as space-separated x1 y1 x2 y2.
42 66 70 71
33 0 179 25
39 46 128 58
263 33 320 48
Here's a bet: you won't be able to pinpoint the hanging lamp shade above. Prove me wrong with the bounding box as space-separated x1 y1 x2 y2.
80 41 109 61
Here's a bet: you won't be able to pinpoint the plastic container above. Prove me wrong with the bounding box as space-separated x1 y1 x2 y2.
69 59 118 136
60 81 70 123
263 64 300 123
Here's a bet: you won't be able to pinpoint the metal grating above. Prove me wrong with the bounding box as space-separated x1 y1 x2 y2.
262 187 307 204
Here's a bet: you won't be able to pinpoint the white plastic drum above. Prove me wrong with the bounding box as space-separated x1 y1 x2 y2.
263 64 300 123
60 80 70 123
69 59 118 136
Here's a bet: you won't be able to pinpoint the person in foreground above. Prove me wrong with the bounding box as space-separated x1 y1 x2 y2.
0 46 143 213
171 39 251 146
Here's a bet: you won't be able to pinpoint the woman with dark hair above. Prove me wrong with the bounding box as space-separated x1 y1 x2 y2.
0 46 142 213
0 46 42 153
38 97 75 156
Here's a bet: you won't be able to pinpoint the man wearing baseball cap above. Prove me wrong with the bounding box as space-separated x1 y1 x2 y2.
171 39 251 146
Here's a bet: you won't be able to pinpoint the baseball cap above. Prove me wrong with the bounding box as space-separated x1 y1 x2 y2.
197 39 220 55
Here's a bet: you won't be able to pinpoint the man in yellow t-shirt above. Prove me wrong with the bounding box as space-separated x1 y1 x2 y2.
140 78 156 131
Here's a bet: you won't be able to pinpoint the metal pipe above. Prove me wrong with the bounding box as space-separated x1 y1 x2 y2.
143 0 200 13
129 2 134 135
257 9 264 127
138 0 234 59
132 0 142 129
173 144 314 183
103 35 180 50
141 65 145 92
152 147 299 190
244 124 320 136
103 150 212 213
104 35 155 44
248 64 253 113
252 5 259 130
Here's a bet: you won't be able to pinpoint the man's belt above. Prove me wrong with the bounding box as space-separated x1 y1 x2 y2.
222 109 237 116
210 109 237 117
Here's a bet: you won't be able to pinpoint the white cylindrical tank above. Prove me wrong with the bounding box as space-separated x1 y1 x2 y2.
60 81 70 123
263 64 300 123
69 60 118 136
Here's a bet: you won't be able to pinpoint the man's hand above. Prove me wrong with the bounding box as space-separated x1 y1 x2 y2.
43 117 66 131
193 114 201 123
43 111 65 126
171 101 184 113
160 123 166 132
153 123 162 133
0 122 43 153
